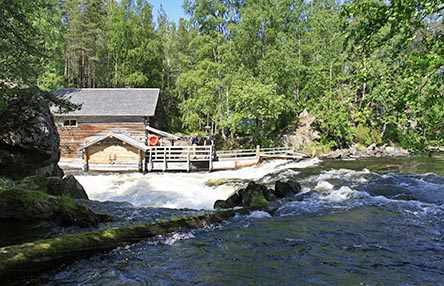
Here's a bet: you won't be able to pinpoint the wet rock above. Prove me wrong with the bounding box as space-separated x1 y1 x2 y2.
16 175 88 199
57 201 112 227
214 180 303 210
61 175 89 199
0 88 63 180
240 182 269 208
274 180 301 198
214 182 269 209
214 191 242 209
294 190 312 201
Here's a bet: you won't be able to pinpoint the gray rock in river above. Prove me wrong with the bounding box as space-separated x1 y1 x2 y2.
214 180 303 210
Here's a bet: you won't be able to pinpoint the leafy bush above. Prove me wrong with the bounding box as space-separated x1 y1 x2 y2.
352 124 382 146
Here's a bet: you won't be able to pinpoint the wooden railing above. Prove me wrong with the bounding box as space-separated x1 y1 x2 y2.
144 145 307 172
145 146 214 172
216 148 258 159
216 146 301 159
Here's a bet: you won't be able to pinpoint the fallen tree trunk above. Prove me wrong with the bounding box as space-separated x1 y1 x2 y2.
0 209 238 280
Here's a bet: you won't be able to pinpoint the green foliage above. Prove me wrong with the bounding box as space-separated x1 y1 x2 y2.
4 0 444 150
0 0 49 87
352 124 382 146
226 77 286 142
342 0 444 150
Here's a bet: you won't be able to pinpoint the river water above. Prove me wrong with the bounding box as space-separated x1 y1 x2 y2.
28 155 444 285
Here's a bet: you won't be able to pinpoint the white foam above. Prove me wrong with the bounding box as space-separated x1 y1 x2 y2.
248 210 272 219
162 232 196 245
320 186 367 203
314 181 334 194
76 159 320 210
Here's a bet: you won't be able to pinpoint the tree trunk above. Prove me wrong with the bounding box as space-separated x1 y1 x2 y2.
0 210 240 280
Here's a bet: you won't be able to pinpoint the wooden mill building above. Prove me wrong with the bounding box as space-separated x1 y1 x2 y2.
52 88 167 169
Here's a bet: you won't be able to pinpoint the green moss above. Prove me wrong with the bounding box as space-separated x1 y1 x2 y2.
21 189 49 207
0 209 241 278
54 195 76 209
0 187 49 208
250 194 269 208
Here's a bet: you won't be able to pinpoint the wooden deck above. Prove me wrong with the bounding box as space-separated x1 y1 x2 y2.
144 146 308 172
79 146 308 173
144 146 215 172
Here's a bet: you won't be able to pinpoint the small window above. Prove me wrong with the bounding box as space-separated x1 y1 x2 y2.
62 119 77 127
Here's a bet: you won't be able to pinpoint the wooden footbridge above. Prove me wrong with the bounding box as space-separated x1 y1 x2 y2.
80 141 308 173
76 131 308 173
144 146 307 172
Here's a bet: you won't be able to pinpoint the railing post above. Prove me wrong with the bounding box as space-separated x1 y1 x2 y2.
148 147 153 172
82 150 89 173
163 146 167 171
256 145 261 159
138 150 143 172
209 146 213 171
187 147 190 172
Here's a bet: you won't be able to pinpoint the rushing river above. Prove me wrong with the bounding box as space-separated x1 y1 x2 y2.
26 155 444 285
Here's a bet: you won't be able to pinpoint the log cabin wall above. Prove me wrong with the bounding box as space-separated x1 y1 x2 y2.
87 138 139 165
57 116 147 160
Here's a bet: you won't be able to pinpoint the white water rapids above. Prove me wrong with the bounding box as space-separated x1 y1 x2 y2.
75 158 321 210
24 155 444 285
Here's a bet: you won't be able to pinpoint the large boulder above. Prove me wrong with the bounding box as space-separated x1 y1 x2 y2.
0 187 110 227
0 88 63 180
214 180 303 210
17 175 88 199
214 182 270 209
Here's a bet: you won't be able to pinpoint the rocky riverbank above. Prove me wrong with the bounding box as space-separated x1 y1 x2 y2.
279 109 410 160
0 88 110 242
319 143 410 160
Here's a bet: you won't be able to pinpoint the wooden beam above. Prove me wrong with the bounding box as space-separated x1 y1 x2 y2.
82 150 89 172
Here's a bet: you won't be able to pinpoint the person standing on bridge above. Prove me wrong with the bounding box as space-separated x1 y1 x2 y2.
204 136 213 146
191 134 199 158
204 136 217 161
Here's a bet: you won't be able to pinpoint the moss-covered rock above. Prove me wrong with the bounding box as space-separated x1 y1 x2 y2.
214 182 271 209
0 187 110 227
16 175 88 199
214 180 303 210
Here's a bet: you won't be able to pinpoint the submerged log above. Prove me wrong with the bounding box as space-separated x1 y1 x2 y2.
0 209 239 280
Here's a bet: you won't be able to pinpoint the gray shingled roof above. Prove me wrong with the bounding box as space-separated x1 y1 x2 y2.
53 88 159 116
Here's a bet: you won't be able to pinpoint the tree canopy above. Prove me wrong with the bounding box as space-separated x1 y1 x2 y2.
2 0 444 149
